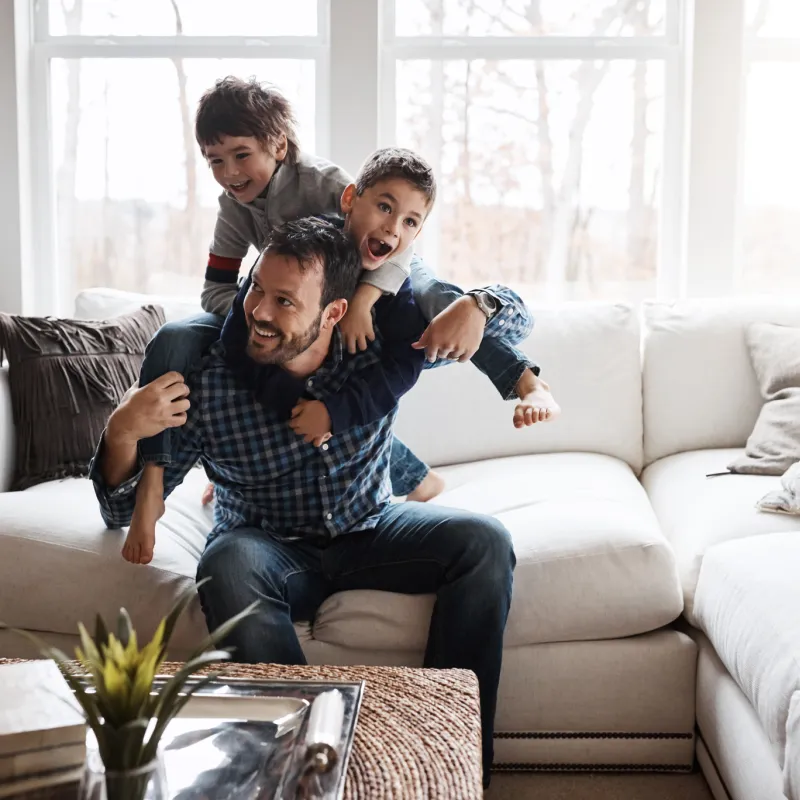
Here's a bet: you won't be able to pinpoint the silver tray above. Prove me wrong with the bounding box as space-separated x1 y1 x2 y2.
85 676 365 800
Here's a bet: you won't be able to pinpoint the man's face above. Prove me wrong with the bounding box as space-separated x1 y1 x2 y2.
341 178 430 270
242 251 325 365
204 134 287 204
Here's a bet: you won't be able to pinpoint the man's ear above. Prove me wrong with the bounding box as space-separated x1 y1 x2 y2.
323 298 348 330
274 134 289 161
340 184 356 214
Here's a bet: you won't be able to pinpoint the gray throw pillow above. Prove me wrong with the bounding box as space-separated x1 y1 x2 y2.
728 322 800 476
0 305 165 490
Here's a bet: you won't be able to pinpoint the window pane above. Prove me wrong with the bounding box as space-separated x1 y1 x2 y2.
395 0 665 38
739 63 800 294
396 59 664 302
746 0 800 37
49 0 318 37
51 59 315 296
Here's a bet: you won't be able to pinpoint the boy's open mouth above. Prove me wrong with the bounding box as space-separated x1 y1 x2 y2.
367 238 393 258
229 180 250 193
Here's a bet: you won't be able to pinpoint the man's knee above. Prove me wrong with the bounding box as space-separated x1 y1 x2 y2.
197 534 263 614
455 514 516 577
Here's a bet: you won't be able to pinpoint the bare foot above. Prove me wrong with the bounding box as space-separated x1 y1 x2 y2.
122 465 165 565
513 378 561 429
407 470 446 502
201 482 215 506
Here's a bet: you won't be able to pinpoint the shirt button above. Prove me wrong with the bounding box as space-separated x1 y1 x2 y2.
321 443 329 450
506 307 514 315
498 319 506 326
307 379 314 388
326 513 332 520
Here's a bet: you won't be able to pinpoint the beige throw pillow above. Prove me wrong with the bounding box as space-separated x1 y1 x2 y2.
728 323 800 476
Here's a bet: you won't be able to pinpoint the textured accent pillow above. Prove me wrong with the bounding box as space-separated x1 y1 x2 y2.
728 323 800 476
0 306 164 490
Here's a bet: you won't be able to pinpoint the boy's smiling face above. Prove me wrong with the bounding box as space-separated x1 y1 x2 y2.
341 178 430 270
204 134 288 204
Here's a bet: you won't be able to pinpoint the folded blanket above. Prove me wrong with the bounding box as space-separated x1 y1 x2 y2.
757 461 800 515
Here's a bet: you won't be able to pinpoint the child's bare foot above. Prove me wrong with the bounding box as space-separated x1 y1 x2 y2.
513 371 561 428
201 482 215 506
122 465 165 565
407 470 446 502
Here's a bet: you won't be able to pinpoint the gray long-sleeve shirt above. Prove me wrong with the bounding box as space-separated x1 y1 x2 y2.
202 152 412 315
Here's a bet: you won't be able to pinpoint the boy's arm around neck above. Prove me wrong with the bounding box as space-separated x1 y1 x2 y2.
323 279 427 433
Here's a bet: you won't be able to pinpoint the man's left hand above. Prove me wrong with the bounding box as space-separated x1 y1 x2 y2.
289 399 333 447
412 295 486 363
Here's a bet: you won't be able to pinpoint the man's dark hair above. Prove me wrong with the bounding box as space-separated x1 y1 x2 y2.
355 147 437 208
262 218 362 307
195 76 299 164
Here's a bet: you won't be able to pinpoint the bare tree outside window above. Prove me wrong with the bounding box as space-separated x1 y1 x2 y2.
396 0 664 301
51 0 316 297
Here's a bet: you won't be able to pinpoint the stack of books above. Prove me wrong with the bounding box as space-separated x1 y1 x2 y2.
0 661 86 798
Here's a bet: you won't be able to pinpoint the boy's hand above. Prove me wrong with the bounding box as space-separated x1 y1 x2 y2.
340 283 382 354
413 295 486 363
289 399 333 447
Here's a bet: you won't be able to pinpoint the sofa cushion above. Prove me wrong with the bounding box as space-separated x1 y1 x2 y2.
0 306 165 490
693 532 800 768
395 301 644 472
0 471 212 652
642 299 800 466
74 288 201 325
313 452 683 650
641 448 800 622
728 323 800 476
0 452 682 656
785 692 800 800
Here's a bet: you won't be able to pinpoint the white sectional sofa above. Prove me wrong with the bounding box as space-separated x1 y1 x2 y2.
1 290 799 796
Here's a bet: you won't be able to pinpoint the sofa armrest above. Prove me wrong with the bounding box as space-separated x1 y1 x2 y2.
0 367 14 492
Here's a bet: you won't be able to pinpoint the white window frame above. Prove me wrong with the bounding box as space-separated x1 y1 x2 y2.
3 0 785 313
377 0 692 300
19 0 333 314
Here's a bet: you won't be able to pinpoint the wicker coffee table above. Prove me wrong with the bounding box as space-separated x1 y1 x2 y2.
161 663 484 800
1 659 483 799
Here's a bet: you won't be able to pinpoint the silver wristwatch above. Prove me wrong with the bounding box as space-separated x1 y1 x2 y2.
466 289 499 321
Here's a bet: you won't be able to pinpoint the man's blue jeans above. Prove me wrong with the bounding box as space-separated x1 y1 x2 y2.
196 501 516 783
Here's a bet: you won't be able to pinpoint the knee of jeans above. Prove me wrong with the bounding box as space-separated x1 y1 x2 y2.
463 516 516 577
197 535 264 615
144 321 203 377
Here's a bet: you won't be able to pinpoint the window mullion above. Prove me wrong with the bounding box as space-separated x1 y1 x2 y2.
328 0 381 175
684 0 746 296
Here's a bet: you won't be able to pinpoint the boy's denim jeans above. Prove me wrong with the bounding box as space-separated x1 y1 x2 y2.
196 500 516 783
138 259 535 493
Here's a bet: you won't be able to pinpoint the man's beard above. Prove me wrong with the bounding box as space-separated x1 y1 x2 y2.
245 311 322 365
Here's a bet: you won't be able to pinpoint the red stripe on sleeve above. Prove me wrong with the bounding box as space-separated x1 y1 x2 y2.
207 253 242 272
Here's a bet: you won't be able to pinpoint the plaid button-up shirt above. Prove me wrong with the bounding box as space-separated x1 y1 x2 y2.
92 317 425 541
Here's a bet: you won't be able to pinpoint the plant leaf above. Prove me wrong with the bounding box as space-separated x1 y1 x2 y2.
160 579 208 658
142 672 220 763
94 613 110 653
117 608 133 649
185 600 260 662
146 650 230 748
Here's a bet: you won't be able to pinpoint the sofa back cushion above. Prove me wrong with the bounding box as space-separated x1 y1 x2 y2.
75 289 645 473
642 299 800 466
395 301 644 472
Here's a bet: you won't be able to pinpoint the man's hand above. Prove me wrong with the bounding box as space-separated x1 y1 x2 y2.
339 284 382 354
412 295 486 363
107 371 190 445
289 399 333 447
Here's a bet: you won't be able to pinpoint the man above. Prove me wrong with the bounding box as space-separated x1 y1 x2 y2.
91 218 515 784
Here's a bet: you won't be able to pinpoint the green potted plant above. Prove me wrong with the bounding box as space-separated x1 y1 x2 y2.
7 579 257 800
